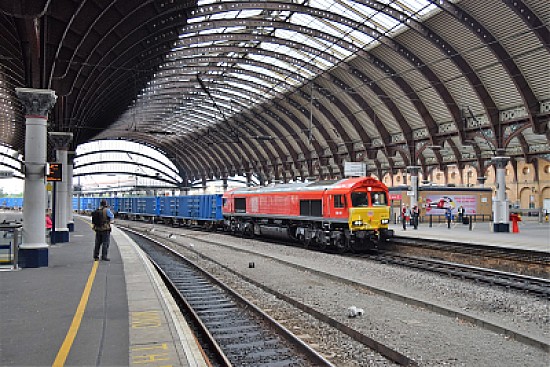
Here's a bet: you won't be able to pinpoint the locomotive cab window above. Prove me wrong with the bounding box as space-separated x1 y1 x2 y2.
371 192 387 206
334 195 346 208
351 192 368 207
234 198 246 213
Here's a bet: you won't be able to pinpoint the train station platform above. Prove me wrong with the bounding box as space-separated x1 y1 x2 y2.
389 216 549 254
1 216 208 367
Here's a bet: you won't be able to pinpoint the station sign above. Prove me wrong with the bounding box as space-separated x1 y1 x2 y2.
344 161 366 177
389 194 402 201
47 163 63 182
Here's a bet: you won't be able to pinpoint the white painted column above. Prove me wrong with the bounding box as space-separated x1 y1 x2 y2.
67 151 75 231
407 166 421 208
49 132 72 243
15 88 57 268
491 157 510 232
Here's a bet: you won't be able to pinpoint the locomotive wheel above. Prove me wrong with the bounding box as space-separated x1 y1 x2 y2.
345 237 356 253
302 236 312 249
334 235 348 253
242 223 254 238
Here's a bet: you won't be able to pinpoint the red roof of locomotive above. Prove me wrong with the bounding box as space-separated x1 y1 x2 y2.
225 176 386 196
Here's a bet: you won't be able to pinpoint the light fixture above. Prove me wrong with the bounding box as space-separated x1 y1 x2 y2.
252 135 276 141
427 145 442 150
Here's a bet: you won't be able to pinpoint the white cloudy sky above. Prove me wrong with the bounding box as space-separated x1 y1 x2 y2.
0 177 23 194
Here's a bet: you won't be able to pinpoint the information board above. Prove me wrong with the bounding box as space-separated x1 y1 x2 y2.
344 161 366 177
47 163 62 182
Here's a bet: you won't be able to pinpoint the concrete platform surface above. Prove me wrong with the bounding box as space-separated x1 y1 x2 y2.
1 216 208 367
390 217 549 253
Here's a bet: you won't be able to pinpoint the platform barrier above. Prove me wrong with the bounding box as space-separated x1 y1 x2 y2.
0 223 22 270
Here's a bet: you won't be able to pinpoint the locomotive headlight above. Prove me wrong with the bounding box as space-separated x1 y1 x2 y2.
381 219 389 224
352 220 363 226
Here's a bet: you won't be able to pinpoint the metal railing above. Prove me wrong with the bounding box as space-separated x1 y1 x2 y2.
0 223 22 270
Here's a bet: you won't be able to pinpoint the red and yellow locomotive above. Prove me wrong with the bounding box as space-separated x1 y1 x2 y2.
222 176 393 251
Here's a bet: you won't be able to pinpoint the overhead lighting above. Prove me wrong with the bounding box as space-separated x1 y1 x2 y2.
252 135 276 141
141 130 176 135
427 145 442 150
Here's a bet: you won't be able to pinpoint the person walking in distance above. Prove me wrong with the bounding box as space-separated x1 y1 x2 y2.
401 204 410 230
45 210 52 242
412 205 420 230
93 199 114 261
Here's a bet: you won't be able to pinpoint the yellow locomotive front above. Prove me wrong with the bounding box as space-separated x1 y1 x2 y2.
347 188 392 242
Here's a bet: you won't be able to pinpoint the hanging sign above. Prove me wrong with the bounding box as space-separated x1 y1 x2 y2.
47 163 63 182
344 161 366 177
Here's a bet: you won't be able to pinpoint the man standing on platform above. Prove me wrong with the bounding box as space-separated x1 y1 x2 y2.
412 205 419 230
92 199 114 261
402 204 410 230
457 206 464 224
445 207 453 229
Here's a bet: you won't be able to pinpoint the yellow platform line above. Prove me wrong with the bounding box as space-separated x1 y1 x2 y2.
52 260 99 367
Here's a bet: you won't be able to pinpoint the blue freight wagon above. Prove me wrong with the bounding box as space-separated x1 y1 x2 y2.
0 197 23 208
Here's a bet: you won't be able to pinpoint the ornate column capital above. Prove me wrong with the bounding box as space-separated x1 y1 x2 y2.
15 88 57 118
490 156 510 169
49 132 73 149
406 165 421 175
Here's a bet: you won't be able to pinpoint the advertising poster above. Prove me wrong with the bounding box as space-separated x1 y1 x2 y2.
424 195 478 215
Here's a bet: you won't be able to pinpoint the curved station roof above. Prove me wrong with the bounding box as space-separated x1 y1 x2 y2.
0 0 548 186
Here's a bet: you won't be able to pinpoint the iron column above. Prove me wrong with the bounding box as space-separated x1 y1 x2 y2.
15 88 57 267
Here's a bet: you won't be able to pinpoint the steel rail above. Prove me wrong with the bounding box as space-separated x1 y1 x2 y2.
123 227 337 367
118 221 550 353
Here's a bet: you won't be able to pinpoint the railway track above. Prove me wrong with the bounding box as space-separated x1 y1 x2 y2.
369 252 550 297
123 226 417 366
125 228 337 367
384 237 549 278
118 221 549 357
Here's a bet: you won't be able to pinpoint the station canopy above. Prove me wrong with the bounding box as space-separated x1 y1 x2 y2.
0 0 548 186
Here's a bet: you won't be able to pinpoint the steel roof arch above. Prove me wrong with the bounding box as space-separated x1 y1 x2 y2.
0 0 548 186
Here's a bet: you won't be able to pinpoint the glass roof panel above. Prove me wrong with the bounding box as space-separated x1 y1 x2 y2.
228 72 276 90
225 80 269 99
117 0 439 139
236 9 264 19
275 28 328 51
247 54 317 79
210 10 241 21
